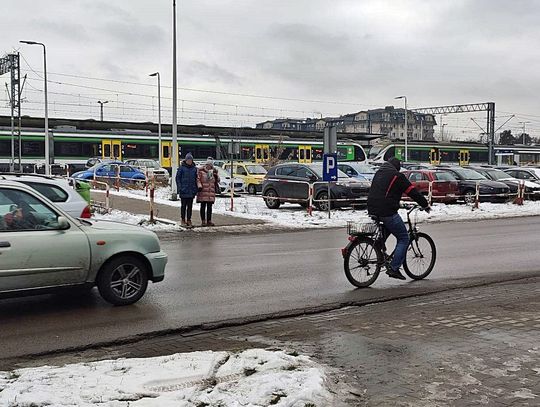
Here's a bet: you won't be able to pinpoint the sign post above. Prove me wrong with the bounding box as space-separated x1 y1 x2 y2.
323 153 338 219
228 141 240 211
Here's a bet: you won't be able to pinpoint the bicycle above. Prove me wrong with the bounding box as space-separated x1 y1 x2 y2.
342 204 436 288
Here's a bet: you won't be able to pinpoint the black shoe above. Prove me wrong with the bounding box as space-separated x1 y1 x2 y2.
385 267 406 280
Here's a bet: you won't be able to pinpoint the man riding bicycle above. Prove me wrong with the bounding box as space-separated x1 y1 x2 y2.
367 157 430 280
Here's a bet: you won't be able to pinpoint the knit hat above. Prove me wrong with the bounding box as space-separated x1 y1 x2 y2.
185 152 194 160
206 157 214 166
388 157 401 171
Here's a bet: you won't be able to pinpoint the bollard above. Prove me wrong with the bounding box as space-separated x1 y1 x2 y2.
308 183 313 216
428 181 433 206
514 181 525 205
115 165 120 192
474 181 480 209
149 173 155 223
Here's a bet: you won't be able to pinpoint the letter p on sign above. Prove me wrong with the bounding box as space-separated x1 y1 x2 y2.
323 153 338 182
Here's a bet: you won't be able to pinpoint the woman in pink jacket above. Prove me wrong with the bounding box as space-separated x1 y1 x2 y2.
197 158 220 226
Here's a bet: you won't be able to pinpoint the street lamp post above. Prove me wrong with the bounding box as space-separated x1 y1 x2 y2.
518 121 531 145
395 96 408 161
20 41 50 174
171 0 179 200
149 72 162 165
97 100 108 121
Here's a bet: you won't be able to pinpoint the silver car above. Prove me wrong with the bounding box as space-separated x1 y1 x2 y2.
124 159 170 184
0 181 167 305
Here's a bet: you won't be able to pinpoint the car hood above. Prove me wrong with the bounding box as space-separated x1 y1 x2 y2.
80 219 161 252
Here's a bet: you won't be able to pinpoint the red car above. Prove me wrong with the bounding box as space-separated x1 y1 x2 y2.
403 170 459 203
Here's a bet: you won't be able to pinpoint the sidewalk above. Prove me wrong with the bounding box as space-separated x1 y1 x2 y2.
91 190 264 227
5 277 540 406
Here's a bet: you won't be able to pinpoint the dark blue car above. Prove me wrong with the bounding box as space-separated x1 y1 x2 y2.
72 162 146 185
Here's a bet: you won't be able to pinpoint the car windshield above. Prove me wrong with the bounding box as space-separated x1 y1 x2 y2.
433 172 456 181
452 168 487 180
310 164 349 179
142 160 160 169
486 170 512 180
353 164 376 174
245 165 267 174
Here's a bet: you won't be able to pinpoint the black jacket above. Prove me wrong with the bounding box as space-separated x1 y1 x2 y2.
367 162 429 217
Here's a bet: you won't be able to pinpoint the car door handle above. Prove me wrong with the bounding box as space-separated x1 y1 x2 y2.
0 241 11 248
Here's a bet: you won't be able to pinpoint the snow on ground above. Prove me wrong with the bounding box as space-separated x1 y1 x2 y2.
0 349 336 406
93 209 181 232
105 187 540 229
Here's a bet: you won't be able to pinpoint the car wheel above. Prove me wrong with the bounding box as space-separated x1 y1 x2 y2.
97 255 149 306
248 184 257 195
464 189 476 204
264 189 281 209
135 179 146 188
316 191 331 211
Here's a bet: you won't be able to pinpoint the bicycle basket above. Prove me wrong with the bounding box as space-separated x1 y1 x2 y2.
347 221 378 235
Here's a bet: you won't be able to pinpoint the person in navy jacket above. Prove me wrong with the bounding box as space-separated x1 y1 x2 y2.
175 153 198 228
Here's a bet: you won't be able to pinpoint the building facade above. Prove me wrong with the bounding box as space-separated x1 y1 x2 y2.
256 106 437 141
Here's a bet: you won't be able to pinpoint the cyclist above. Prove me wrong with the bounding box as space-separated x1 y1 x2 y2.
367 157 430 280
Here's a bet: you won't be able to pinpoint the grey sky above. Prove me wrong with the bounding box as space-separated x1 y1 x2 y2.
2 0 540 138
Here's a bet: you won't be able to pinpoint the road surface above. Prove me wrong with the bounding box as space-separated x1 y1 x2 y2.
1 216 539 361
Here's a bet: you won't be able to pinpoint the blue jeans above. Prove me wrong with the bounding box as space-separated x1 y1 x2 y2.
381 213 410 272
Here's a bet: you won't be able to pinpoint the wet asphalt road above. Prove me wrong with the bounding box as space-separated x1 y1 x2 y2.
1 216 540 361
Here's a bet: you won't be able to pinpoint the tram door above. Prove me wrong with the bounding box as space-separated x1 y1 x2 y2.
429 148 441 165
161 141 172 168
459 150 470 166
298 145 312 163
255 144 270 163
102 139 122 160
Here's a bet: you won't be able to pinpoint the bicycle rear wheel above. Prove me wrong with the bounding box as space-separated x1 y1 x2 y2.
403 232 436 280
344 237 383 288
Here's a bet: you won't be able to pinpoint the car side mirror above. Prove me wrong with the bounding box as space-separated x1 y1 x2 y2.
309 175 317 182
57 216 71 230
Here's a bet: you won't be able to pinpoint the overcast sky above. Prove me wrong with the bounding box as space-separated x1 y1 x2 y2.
2 0 540 138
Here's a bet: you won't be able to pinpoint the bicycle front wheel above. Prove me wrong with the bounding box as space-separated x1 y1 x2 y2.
403 232 437 280
344 237 383 288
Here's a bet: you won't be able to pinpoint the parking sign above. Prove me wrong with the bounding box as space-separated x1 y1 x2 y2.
323 153 338 182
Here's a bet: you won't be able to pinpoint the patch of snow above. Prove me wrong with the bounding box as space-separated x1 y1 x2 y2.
105 187 540 229
0 349 336 406
93 209 181 232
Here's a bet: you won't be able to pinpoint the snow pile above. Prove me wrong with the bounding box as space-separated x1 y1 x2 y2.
105 187 540 229
0 349 335 406
93 209 181 232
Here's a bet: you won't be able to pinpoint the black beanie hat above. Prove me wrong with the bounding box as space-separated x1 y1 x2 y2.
388 157 401 171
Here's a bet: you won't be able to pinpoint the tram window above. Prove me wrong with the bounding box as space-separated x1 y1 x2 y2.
313 148 323 160
112 144 121 158
409 149 430 162
353 146 366 161
306 148 311 160
0 140 10 155
337 147 348 159
104 144 111 158
163 145 170 158
442 150 459 162
123 143 153 159
383 146 396 160
22 141 44 156
469 151 488 162
299 149 305 160
263 149 269 160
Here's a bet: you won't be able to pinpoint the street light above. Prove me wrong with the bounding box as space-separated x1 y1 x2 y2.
149 72 162 165
171 0 179 200
97 100 108 121
20 40 50 174
518 121 531 145
395 96 408 162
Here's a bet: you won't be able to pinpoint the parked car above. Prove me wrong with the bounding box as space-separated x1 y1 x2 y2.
215 166 245 195
435 166 510 203
401 162 434 171
337 162 377 181
0 181 167 305
85 157 119 168
72 162 146 186
402 170 459 203
503 167 540 185
124 159 170 184
222 162 267 194
466 166 521 195
262 163 370 210
0 173 91 218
